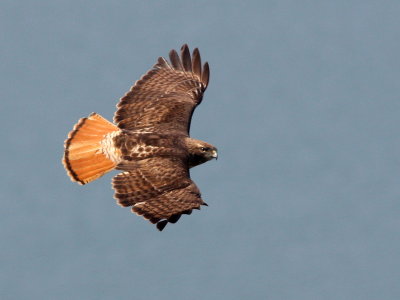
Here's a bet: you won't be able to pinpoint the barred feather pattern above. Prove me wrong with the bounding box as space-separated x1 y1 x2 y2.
112 157 207 230
114 44 209 134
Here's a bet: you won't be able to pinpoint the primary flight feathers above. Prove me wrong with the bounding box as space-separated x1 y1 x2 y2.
63 44 216 231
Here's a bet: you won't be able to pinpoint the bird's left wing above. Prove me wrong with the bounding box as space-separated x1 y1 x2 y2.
114 44 209 135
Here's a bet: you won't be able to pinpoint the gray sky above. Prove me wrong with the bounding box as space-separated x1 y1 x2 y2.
2 1 400 299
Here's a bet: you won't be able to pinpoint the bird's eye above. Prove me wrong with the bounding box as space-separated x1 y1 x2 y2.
201 147 209 152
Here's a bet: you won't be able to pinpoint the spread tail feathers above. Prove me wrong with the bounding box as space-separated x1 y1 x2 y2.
63 113 119 185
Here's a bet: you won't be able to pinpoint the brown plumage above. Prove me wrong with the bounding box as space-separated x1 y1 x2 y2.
62 44 217 231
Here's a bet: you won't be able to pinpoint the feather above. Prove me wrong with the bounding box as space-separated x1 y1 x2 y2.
156 57 171 69
169 49 183 70
192 48 202 78
156 220 168 231
181 44 192 72
168 214 181 223
63 113 119 184
202 62 210 87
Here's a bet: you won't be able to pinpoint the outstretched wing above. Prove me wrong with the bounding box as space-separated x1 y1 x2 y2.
114 44 209 134
112 157 208 231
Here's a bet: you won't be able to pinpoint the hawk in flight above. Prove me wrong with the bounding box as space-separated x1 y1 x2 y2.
63 44 217 231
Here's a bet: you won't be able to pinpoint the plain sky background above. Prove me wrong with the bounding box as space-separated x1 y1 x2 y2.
1 1 400 299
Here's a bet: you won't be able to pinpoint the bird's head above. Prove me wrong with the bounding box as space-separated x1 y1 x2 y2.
198 144 218 161
186 139 218 168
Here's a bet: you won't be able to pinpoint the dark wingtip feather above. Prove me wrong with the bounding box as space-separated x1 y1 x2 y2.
181 44 192 72
181 209 192 215
201 62 210 87
192 48 201 78
168 213 181 224
156 57 170 69
169 49 183 70
157 220 168 231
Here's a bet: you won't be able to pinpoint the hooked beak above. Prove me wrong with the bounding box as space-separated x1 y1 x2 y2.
211 149 218 160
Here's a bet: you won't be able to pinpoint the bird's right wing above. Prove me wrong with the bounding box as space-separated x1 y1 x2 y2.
112 157 207 230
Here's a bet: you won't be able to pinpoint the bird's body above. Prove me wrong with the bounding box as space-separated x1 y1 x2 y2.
62 45 217 231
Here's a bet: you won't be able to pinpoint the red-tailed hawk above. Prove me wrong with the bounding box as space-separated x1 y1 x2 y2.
62 44 217 231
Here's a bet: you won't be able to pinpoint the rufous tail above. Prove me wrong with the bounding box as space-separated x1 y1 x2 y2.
63 113 119 185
